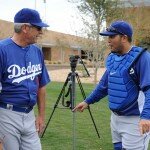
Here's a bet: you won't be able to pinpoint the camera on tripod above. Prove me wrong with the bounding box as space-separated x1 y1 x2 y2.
69 55 90 77
69 55 80 70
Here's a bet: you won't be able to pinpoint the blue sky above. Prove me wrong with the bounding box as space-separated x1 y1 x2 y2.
0 0 84 35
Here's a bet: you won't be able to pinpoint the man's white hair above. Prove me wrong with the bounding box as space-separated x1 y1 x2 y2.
14 23 31 33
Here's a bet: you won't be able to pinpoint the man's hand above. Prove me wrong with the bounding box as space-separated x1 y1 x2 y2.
0 142 3 150
35 115 45 135
0 142 2 150
72 101 88 112
139 119 150 135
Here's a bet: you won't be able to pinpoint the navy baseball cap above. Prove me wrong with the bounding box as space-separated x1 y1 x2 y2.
14 8 49 27
100 20 133 37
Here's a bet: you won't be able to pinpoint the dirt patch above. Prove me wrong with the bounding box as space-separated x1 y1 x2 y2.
48 68 106 84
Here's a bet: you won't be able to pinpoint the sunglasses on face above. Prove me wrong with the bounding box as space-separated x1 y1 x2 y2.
106 26 124 35
31 25 42 31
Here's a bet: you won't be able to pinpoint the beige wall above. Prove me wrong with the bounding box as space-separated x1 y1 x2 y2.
0 20 13 39
50 47 79 63
0 19 84 63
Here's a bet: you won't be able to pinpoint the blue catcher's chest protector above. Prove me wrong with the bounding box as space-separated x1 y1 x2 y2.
106 47 144 112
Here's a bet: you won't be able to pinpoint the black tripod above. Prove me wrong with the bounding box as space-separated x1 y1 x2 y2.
41 56 100 145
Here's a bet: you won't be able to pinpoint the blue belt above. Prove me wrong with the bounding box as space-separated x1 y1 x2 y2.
112 111 121 116
0 102 33 113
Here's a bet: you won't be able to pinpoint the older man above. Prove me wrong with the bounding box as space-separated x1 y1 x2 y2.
0 8 50 150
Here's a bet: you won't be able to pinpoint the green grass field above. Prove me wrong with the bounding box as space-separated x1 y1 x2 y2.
38 82 113 150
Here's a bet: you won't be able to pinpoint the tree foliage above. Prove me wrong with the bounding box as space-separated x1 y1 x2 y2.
69 0 120 38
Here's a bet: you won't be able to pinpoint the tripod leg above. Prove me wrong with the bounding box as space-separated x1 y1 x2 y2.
76 73 100 138
41 73 71 138
87 106 100 138
41 103 56 138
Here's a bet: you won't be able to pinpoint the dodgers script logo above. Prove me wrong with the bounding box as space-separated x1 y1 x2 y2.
7 62 42 83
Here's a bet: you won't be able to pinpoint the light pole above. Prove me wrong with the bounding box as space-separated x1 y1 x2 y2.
44 0 47 22
35 0 37 10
